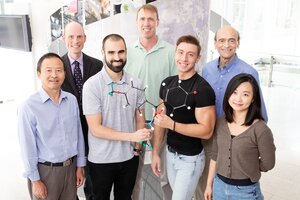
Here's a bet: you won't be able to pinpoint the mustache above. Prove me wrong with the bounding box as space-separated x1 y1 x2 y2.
112 59 124 63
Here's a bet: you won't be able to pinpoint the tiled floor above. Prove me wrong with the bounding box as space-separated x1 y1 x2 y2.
1 77 300 199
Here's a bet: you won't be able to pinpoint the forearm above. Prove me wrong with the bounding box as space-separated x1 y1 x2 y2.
89 123 134 142
136 109 146 130
76 140 86 167
86 114 150 143
76 167 84 188
206 159 216 188
155 106 216 139
18 110 41 181
152 126 165 156
154 113 213 139
21 146 40 181
258 129 276 171
135 109 146 149
176 106 216 139
173 122 214 139
86 113 133 141
77 119 86 167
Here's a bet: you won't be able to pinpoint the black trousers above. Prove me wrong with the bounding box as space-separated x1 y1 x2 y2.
84 165 94 200
88 156 139 200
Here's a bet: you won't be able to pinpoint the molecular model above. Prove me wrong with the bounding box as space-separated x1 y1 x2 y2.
107 78 163 150
107 80 142 108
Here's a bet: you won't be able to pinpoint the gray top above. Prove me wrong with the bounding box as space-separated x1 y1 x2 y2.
82 68 145 163
210 116 276 182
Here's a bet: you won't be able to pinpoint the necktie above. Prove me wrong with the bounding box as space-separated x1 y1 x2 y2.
73 61 83 99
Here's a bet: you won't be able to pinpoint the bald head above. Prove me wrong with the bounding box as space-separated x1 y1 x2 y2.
64 21 84 34
214 25 240 42
63 21 86 59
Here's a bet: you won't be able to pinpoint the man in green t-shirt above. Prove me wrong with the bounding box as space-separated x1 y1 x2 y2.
125 4 177 200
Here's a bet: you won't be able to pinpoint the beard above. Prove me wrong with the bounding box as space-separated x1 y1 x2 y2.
104 57 126 73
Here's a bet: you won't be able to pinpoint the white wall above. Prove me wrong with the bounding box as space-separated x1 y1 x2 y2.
0 48 35 102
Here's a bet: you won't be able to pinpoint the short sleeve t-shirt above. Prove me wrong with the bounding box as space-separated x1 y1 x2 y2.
159 73 215 155
83 68 145 163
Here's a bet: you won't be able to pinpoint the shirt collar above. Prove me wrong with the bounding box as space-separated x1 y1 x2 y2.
100 67 126 85
38 87 68 104
134 37 164 53
217 54 239 70
68 53 83 65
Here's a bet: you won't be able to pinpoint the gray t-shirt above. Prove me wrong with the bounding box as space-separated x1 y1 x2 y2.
83 68 145 163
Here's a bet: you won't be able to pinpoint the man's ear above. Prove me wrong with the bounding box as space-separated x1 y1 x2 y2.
214 40 217 50
101 49 105 59
196 55 201 63
37 71 41 79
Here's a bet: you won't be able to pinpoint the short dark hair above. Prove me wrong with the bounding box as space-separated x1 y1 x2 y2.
36 53 64 72
176 35 201 56
102 34 126 51
223 73 264 125
137 4 159 20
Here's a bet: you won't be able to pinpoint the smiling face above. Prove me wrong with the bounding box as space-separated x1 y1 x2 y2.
228 81 254 113
215 26 239 66
102 38 127 73
37 57 65 92
175 42 200 78
63 22 86 59
137 8 159 40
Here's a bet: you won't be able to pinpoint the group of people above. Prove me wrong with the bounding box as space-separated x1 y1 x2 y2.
18 3 276 200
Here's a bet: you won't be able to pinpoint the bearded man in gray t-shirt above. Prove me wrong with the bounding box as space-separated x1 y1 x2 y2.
82 34 151 200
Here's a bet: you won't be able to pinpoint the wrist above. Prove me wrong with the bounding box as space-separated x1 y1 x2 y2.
206 180 213 187
173 121 176 131
128 133 134 142
32 180 42 185
133 148 143 155
152 149 160 156
134 143 142 149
